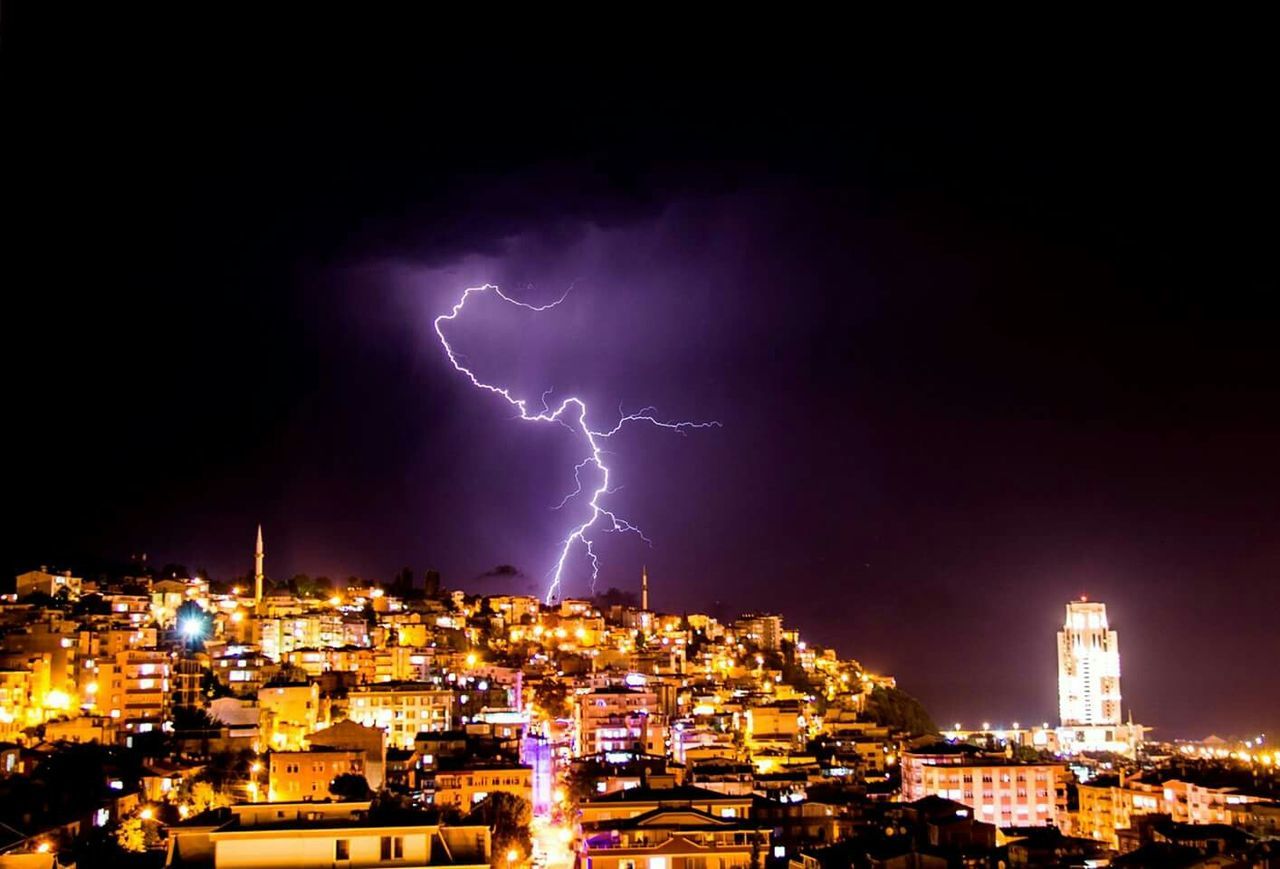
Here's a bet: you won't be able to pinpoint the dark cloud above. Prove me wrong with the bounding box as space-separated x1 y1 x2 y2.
477 565 525 580
4 17 1276 737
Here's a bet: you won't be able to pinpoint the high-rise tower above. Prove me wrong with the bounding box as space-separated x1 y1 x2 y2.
254 524 265 609
1057 598 1122 727
641 565 649 611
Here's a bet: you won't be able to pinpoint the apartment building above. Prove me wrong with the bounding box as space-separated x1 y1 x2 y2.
268 748 365 802
347 682 453 750
901 744 1069 828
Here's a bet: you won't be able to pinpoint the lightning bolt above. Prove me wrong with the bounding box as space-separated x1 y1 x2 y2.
434 284 720 604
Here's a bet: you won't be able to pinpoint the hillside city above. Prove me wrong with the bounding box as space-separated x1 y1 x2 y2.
1 533 1276 868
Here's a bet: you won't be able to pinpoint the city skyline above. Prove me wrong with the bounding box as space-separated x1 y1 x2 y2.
9 549 1259 745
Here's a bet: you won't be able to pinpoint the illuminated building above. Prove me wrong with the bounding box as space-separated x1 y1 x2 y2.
0 669 33 736
0 621 79 719
208 696 260 742
171 657 205 710
259 614 349 661
308 719 387 790
150 578 210 627
745 700 805 752
487 595 541 625
258 682 321 750
579 805 770 869
901 743 1068 828
346 682 452 749
733 613 783 651
94 648 172 732
1058 599 1121 727
429 762 532 811
1162 779 1265 825
164 801 491 869
1074 773 1267 846
92 625 159 657
103 592 153 626
44 714 114 744
575 685 668 757
1075 774 1163 847
15 568 82 600
211 650 268 696
1055 599 1145 755
268 747 365 801
578 784 754 824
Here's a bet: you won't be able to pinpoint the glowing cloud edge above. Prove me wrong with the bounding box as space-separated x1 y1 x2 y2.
434 284 720 603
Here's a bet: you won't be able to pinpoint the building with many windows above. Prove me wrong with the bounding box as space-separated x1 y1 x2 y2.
1055 598 1145 754
732 613 782 652
1058 599 1121 727
901 743 1068 828
268 747 365 802
576 686 668 757
429 762 532 811
94 648 172 733
346 682 452 750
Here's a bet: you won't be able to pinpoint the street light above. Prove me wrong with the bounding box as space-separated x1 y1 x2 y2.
180 617 205 641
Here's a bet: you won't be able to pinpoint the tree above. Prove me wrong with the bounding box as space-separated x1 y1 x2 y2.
368 789 421 821
779 639 818 695
72 592 112 616
115 815 159 852
593 587 638 610
565 760 606 806
532 679 571 721
289 574 317 598
172 705 219 734
330 773 372 800
467 792 531 869
424 569 442 598
197 749 256 791
19 590 61 610
202 667 234 700
861 686 938 737
184 780 228 814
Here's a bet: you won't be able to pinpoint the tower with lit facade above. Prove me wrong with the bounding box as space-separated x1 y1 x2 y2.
1058 598 1122 726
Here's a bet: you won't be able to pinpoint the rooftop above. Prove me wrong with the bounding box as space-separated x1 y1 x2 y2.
585 785 748 804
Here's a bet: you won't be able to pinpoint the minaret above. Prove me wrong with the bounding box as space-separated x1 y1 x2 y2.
254 524 265 610
641 565 649 611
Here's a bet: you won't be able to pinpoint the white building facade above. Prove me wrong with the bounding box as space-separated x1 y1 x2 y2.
1055 599 1142 755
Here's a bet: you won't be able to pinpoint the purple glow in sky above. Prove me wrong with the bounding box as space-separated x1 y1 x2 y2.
433 283 720 602
8 26 1278 737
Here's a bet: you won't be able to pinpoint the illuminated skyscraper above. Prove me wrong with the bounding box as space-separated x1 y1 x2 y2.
1057 598 1122 727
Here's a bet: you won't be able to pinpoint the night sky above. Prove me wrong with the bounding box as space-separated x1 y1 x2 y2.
5 14 1277 738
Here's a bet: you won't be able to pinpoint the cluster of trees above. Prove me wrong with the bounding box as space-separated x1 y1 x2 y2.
466 792 531 869
861 685 938 736
530 678 572 721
